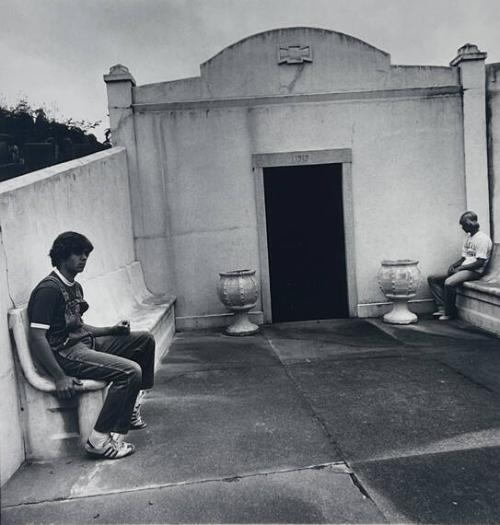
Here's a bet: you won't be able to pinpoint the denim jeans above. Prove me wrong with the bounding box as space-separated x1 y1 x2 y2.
427 270 481 316
55 331 155 434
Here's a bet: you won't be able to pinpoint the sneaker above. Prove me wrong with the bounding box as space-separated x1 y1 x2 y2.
130 404 147 430
433 309 445 317
85 436 135 459
438 315 454 321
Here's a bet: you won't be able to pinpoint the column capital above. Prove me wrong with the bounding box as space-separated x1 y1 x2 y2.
103 64 136 86
450 43 487 67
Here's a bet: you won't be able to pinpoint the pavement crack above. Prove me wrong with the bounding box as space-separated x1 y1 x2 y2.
348 471 372 500
265 335 349 462
221 475 241 482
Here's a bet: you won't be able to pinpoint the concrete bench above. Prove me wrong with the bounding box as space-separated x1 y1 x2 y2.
456 243 500 334
9 261 175 460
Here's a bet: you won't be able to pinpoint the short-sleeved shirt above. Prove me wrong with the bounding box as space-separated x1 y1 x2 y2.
462 231 493 274
28 271 92 350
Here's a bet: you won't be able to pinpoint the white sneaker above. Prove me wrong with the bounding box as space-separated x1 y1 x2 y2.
85 435 135 459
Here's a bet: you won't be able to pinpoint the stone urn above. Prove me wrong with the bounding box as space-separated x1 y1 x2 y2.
377 259 421 324
217 269 259 336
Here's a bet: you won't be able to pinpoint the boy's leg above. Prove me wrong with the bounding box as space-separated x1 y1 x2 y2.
95 332 156 429
443 270 481 317
95 332 155 390
56 342 142 434
427 274 448 309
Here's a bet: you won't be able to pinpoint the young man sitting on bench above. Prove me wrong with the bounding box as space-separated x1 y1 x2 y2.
28 231 156 459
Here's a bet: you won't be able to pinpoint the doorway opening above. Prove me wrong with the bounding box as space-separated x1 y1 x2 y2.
263 163 349 322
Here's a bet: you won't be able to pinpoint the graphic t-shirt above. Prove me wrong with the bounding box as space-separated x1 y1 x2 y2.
28 270 92 350
461 231 493 274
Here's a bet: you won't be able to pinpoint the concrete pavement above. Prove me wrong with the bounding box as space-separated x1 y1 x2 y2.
3 317 500 523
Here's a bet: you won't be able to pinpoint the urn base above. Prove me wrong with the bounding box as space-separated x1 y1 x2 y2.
383 300 418 325
224 311 259 336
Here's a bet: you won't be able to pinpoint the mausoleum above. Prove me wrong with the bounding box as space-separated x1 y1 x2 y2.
104 27 496 327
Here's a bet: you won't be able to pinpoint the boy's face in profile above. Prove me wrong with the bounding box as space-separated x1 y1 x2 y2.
61 251 90 275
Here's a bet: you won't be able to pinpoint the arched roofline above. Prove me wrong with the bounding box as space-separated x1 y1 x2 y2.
201 26 390 67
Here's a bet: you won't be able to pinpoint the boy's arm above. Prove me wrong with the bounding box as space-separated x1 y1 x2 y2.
29 328 82 399
83 320 130 337
448 257 465 274
456 257 486 272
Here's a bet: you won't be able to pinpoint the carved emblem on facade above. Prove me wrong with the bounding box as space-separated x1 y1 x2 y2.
278 45 313 64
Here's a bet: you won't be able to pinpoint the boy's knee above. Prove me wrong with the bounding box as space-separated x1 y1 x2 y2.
126 362 142 386
444 278 456 288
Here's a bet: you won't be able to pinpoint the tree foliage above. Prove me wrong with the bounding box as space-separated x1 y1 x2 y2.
0 99 110 178
0 98 106 147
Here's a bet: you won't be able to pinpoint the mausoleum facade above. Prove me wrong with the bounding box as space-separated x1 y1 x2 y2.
105 27 496 327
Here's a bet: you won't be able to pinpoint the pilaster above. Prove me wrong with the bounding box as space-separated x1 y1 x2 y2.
104 65 144 237
450 44 490 235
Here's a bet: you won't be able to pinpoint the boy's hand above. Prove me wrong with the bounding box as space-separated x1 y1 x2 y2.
114 320 130 335
55 376 83 399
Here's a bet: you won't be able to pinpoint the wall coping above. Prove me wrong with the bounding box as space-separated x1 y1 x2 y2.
133 86 462 113
0 147 126 195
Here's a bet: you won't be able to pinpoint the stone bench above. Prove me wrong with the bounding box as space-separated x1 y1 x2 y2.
456 243 500 334
9 261 175 460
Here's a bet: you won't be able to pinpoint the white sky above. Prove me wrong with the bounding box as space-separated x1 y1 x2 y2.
1 0 500 140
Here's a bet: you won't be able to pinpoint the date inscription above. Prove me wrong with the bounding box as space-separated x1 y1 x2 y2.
292 154 310 164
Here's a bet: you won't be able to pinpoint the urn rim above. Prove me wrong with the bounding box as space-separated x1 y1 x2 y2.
380 259 419 266
219 269 256 277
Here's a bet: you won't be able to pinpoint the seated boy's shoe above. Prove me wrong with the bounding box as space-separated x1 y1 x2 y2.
433 308 445 317
130 405 147 430
85 436 135 459
438 315 454 321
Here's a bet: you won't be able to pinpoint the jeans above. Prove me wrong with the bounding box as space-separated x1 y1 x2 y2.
427 270 481 316
55 331 155 434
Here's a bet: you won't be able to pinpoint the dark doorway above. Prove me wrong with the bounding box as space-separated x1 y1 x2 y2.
263 163 348 322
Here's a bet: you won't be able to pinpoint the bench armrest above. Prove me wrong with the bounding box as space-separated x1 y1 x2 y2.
9 308 106 392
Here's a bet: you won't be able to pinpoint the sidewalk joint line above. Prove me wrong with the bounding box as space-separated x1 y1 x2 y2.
1 462 350 509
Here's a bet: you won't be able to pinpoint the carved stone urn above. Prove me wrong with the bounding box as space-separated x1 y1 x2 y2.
217 269 259 336
377 259 421 324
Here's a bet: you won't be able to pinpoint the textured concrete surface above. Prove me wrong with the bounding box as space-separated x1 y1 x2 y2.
2 464 385 524
3 318 500 523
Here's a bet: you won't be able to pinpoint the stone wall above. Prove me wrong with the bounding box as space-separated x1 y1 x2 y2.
0 147 133 485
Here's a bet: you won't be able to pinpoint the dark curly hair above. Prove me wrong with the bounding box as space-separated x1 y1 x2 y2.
49 232 94 268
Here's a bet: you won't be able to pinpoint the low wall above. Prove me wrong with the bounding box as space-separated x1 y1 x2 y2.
0 147 134 485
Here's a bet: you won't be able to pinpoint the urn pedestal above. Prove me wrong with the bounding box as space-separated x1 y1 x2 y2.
217 269 259 336
377 259 421 324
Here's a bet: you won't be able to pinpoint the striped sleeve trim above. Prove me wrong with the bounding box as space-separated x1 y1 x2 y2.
30 322 50 330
